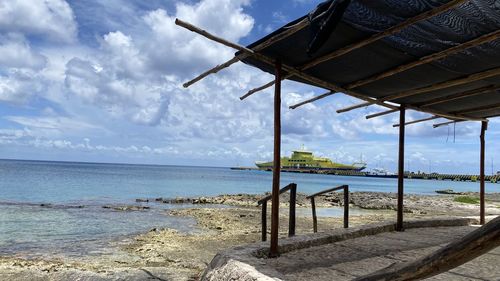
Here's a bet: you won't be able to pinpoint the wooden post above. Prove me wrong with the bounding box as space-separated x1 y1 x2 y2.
269 60 281 257
344 186 349 228
397 106 406 231
261 202 267 241
480 121 487 225
289 183 296 237
311 197 318 233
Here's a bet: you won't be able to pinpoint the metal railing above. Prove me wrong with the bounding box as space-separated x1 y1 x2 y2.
257 183 297 241
306 185 349 232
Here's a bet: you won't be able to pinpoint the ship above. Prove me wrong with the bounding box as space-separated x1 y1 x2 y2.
255 148 366 171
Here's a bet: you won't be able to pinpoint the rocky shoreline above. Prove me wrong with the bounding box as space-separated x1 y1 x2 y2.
0 192 499 280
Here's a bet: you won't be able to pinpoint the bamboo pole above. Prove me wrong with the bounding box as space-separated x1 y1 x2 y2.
396 106 405 232
366 108 399 119
270 60 281 258
241 0 469 99
393 116 440 127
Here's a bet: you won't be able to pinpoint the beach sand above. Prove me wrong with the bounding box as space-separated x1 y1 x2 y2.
0 192 499 280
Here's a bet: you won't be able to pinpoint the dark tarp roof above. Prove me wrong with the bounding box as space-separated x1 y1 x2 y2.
239 0 500 120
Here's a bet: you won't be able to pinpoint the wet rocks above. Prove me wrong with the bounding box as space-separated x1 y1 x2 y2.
102 205 150 211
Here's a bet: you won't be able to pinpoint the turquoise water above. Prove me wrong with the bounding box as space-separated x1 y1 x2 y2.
0 159 497 258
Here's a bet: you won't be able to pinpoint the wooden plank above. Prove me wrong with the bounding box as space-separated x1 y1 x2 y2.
432 120 465 128
257 183 294 205
393 116 440 127
354 216 500 281
270 60 282 258
241 0 468 99
396 106 405 232
346 29 500 89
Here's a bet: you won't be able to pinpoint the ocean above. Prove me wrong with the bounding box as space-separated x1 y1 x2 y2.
0 159 498 259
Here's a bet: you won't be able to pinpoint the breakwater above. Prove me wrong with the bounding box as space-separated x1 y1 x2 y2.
231 167 499 183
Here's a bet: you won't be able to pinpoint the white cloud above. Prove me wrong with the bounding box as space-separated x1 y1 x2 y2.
0 0 77 43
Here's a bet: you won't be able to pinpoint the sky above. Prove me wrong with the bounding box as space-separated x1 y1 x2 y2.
0 0 499 174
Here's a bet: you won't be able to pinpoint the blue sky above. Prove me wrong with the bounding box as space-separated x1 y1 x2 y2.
0 0 499 174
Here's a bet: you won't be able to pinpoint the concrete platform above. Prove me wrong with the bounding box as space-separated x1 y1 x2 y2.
202 217 499 281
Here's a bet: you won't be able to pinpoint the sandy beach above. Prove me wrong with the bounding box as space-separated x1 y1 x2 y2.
0 191 499 280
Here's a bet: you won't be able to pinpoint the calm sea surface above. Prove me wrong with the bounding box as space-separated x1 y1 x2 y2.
0 159 498 258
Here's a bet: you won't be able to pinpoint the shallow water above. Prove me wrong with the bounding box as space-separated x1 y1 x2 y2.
0 159 497 258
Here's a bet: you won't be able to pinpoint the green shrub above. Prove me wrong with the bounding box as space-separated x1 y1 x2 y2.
454 196 479 204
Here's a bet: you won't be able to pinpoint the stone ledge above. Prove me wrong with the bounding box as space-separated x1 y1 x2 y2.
201 217 479 281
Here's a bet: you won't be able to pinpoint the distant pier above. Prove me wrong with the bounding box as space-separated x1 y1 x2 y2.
230 167 499 183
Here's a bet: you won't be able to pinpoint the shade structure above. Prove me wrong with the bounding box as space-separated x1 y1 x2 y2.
238 0 500 120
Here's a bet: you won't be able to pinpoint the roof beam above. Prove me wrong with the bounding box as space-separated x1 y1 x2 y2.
393 116 440 127
341 67 500 112
241 0 469 100
175 18 399 111
419 85 500 107
366 108 399 119
433 120 465 128
182 16 313 88
346 29 500 90
289 91 335 109
455 102 500 115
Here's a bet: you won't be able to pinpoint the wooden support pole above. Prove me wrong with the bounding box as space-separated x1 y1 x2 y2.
366 108 399 119
343 186 349 229
480 121 487 225
270 60 281 257
337 101 381 113
396 106 406 232
289 183 296 237
393 116 440 127
261 202 267 241
311 197 318 233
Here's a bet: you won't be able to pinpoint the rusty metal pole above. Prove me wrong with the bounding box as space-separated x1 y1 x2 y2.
396 106 405 231
269 60 282 257
480 121 487 225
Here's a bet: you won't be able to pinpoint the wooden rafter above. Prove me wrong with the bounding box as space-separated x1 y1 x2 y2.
365 108 399 119
289 91 334 109
346 29 500 90
419 85 500 107
241 0 468 100
393 116 440 127
455 102 500 115
182 17 315 88
433 120 465 128
175 18 399 111
340 67 500 112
